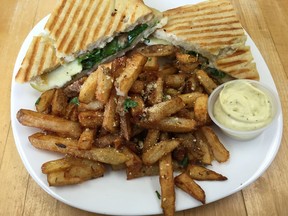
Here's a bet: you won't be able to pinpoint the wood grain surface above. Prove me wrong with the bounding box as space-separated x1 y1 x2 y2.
0 0 287 215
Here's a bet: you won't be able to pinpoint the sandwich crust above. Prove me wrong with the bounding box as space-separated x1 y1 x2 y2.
45 0 156 62
15 36 60 83
154 0 246 60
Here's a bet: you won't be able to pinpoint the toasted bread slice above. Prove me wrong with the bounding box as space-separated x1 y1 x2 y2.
15 36 60 83
212 46 259 80
154 0 246 61
45 0 158 62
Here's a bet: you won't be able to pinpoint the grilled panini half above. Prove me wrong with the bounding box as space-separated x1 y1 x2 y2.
15 36 60 83
153 0 246 61
212 46 259 80
45 0 166 62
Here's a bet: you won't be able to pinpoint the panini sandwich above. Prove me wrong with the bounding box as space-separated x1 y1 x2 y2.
153 0 259 80
16 0 167 91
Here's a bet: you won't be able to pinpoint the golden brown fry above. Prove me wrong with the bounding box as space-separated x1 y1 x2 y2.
194 94 211 126
64 103 78 121
178 92 205 108
51 88 68 116
186 164 227 181
139 117 197 133
102 90 119 133
47 171 84 186
143 129 160 152
137 45 176 57
176 52 198 64
122 147 143 180
159 153 175 216
95 64 114 104
144 56 159 71
35 88 55 113
142 139 180 165
94 133 121 148
78 128 95 150
147 76 164 105
164 74 186 89
17 109 82 139
29 133 128 165
143 97 185 122
194 130 213 165
175 172 206 204
196 69 218 94
130 95 145 119
78 110 104 128
127 164 159 179
120 112 132 141
115 53 147 96
79 68 99 103
200 126 230 163
129 80 145 94
78 100 104 111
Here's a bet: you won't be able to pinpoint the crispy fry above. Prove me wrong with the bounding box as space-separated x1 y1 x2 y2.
137 45 176 57
129 94 145 119
115 53 147 96
176 52 198 64
17 109 82 139
142 139 180 165
78 110 104 128
144 56 159 71
143 97 185 122
94 133 121 148
51 88 68 116
79 68 99 103
147 76 164 105
102 90 119 133
194 130 213 165
129 80 145 94
196 70 218 94
143 129 160 152
159 153 175 216
120 112 132 141
35 88 55 113
64 103 78 121
95 64 114 104
78 128 95 150
200 126 230 163
186 164 227 181
194 94 211 126
29 133 128 165
175 172 206 204
178 92 205 108
78 100 104 111
139 117 197 133
164 74 186 89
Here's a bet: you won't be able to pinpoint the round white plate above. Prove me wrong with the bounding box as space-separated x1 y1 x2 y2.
11 0 283 215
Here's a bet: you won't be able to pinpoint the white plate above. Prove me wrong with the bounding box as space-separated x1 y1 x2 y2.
11 0 283 215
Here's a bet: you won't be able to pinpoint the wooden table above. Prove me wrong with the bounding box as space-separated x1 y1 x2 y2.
0 0 287 215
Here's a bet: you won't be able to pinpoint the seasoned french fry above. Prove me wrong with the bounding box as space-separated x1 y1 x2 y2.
176 52 198 64
142 139 180 165
51 88 68 116
127 164 159 179
122 147 143 179
196 69 218 94
159 153 175 216
79 68 99 103
194 130 213 165
144 56 159 71
78 128 95 150
186 164 227 181
17 109 82 139
120 112 132 141
143 97 185 122
200 126 230 163
94 133 121 148
95 64 114 104
129 94 145 119
164 74 186 89
129 80 145 94
178 92 205 108
175 172 206 204
115 53 147 96
78 100 104 111
143 129 160 152
137 45 176 57
194 94 211 126
139 117 197 133
102 90 119 133
29 133 128 165
78 110 104 128
47 171 84 186
35 88 55 113
147 76 164 105
64 103 78 121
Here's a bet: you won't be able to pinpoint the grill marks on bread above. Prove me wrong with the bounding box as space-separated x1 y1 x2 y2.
15 36 60 83
45 0 154 60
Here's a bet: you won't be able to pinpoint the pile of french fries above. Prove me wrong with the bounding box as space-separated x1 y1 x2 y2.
17 44 230 215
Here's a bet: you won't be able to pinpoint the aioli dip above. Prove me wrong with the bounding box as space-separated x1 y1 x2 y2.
213 80 273 131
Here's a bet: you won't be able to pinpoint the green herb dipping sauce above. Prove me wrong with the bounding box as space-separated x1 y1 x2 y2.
213 80 273 130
